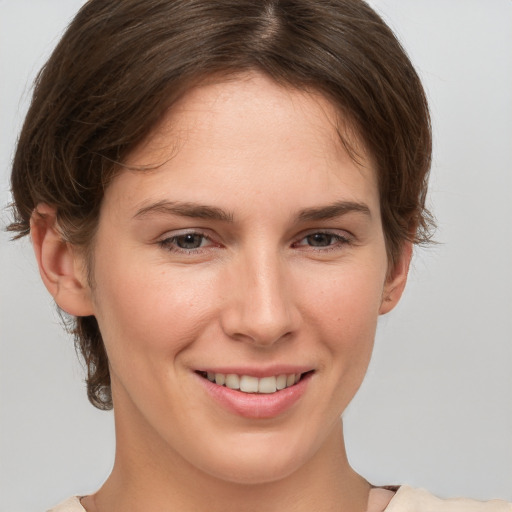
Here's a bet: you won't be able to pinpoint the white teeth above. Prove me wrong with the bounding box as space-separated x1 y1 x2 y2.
276 374 287 390
258 376 277 394
204 372 304 393
225 374 240 390
240 375 259 393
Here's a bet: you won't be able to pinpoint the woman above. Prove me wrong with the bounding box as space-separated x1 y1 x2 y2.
6 1 512 511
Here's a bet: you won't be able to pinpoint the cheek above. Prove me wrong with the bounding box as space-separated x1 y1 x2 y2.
303 261 384 334
301 262 385 386
91 258 219 365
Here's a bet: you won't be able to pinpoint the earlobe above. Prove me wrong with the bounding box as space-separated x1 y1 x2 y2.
379 242 413 315
30 204 94 317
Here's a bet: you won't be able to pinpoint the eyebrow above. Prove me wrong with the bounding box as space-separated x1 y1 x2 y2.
134 200 234 222
133 199 371 223
297 201 371 222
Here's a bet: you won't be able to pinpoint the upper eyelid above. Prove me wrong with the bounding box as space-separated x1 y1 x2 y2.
157 232 217 254
293 228 353 241
157 229 215 246
157 227 213 241
156 227 352 238
155 228 353 246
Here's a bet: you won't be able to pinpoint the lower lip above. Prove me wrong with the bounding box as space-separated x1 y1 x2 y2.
196 373 312 419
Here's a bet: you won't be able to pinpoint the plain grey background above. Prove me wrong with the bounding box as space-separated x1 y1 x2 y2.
1 1 511 510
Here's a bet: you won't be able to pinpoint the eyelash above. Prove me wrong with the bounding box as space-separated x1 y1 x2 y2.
157 230 352 254
157 231 214 253
292 231 352 252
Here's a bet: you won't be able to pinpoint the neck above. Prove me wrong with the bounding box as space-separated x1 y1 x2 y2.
85 420 370 512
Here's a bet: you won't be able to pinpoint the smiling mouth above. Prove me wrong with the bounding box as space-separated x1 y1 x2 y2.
196 371 313 394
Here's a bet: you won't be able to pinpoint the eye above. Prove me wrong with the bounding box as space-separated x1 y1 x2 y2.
158 232 212 252
173 233 207 249
305 233 338 247
293 231 351 250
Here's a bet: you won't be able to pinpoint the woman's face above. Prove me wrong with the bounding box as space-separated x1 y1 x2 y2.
82 72 407 484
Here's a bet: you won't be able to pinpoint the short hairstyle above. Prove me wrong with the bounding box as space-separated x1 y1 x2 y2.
9 0 433 409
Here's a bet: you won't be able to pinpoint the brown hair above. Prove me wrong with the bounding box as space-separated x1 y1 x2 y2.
9 0 433 409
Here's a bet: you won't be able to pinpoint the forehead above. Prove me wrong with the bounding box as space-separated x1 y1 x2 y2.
106 71 378 219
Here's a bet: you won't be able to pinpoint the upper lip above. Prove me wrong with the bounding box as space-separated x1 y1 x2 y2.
194 365 314 378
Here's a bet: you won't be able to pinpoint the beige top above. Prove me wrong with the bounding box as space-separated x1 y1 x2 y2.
48 486 512 512
385 486 512 511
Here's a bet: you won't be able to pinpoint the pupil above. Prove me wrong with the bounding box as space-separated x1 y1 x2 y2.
177 234 202 249
307 233 332 246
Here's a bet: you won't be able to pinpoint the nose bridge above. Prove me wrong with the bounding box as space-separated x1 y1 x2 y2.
222 245 297 346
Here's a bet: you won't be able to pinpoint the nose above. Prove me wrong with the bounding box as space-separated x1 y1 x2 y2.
220 250 300 347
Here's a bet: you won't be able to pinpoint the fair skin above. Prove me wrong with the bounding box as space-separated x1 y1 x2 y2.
31 72 410 512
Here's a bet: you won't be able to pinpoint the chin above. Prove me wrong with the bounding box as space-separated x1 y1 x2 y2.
190 430 318 485
204 456 304 486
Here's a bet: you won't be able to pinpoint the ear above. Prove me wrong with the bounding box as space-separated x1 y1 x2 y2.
379 241 413 315
30 204 94 316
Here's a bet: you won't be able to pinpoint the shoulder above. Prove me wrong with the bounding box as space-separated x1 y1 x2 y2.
47 496 85 512
385 486 512 512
